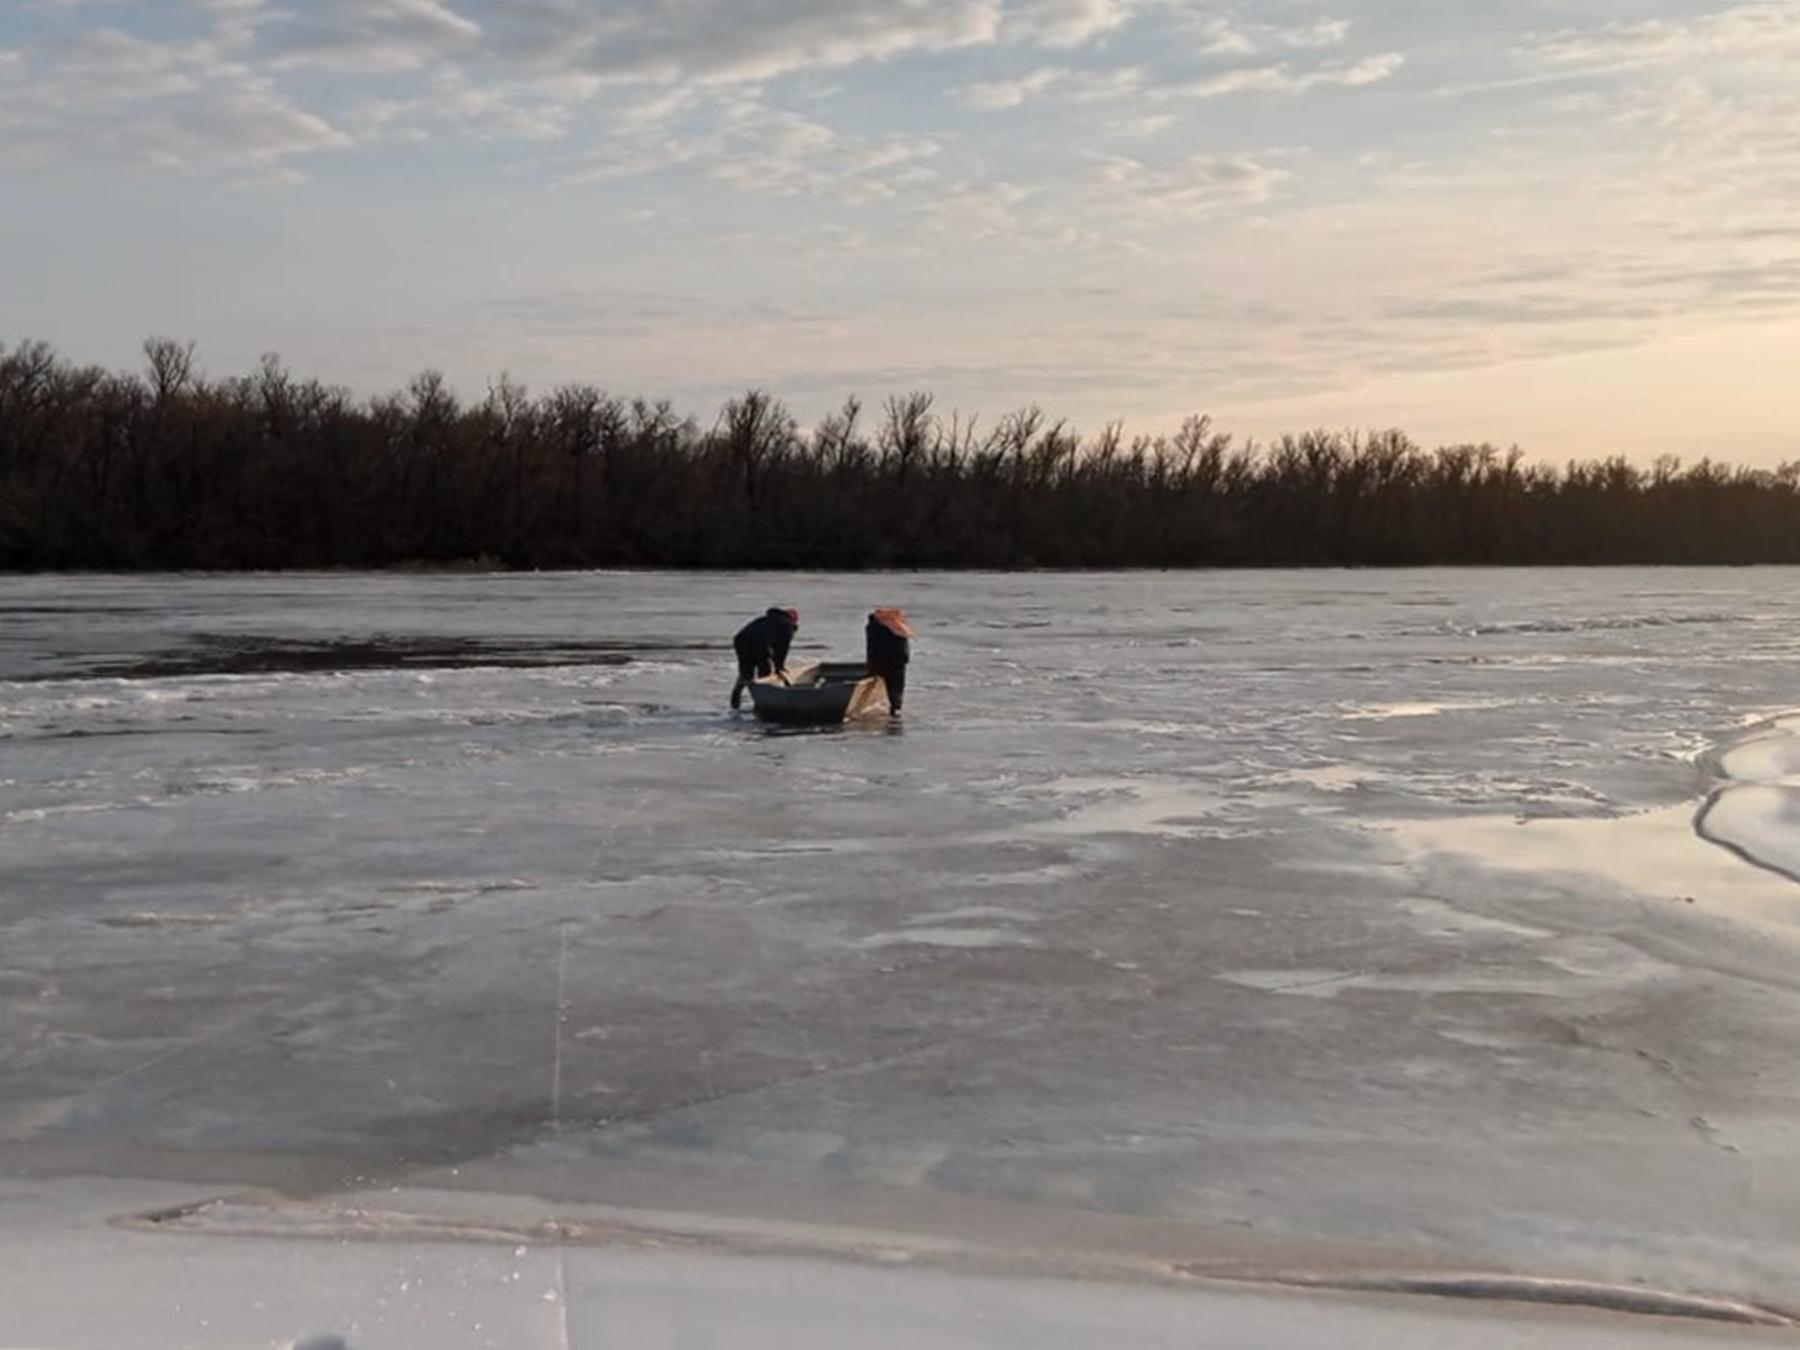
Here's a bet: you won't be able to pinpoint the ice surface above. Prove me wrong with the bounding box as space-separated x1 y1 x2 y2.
4 568 1800 1318
1379 801 1800 931
1702 716 1800 882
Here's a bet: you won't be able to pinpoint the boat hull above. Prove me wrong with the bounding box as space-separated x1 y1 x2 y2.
748 663 888 726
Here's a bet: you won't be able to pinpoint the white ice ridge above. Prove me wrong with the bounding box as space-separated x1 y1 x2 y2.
1699 714 1800 884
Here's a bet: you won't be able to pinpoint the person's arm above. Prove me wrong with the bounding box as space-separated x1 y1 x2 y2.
772 628 793 675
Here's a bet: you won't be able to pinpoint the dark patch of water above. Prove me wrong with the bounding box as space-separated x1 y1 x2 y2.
19 634 721 681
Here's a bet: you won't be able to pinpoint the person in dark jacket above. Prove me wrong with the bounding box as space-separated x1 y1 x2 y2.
730 606 800 710
865 608 913 716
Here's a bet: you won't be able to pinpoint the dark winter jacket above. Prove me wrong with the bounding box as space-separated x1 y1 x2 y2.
865 615 911 675
735 608 798 673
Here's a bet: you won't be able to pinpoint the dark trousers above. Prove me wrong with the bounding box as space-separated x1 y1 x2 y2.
731 639 772 709
873 663 906 713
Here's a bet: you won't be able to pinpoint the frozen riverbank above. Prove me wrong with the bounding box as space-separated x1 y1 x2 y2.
3 568 1800 1319
7 1176 1794 1350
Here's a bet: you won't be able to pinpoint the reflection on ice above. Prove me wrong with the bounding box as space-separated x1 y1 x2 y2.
862 928 1038 950
1700 715 1800 883
1029 776 1235 838
1268 763 1390 793
1381 797 1800 933
1341 698 1522 720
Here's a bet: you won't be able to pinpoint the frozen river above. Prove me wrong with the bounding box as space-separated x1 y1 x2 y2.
4 569 1800 1316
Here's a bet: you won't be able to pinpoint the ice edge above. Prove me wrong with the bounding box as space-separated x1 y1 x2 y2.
123 1196 1798 1330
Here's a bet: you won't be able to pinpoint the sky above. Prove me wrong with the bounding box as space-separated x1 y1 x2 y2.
1 0 1797 464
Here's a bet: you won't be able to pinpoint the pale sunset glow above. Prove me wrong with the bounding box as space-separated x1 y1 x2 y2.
2 0 1795 462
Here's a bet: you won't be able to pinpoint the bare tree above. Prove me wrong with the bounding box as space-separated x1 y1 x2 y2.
143 337 196 406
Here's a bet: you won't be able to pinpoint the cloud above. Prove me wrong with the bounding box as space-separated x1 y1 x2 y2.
918 179 1033 239
1364 243 1800 361
1000 0 1143 47
264 0 483 74
351 67 598 142
958 44 1400 111
0 0 1394 182
0 25 349 174
533 0 1005 84
958 65 1069 108
568 93 942 206
244 0 1190 88
1185 14 1351 57
1385 296 1662 326
242 0 1169 87
955 63 1143 108
707 104 942 202
1089 152 1289 215
1108 112 1175 137
1172 51 1403 98
294 0 1000 86
1524 1 1800 72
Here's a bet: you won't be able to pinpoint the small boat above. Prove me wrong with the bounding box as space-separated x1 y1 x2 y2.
748 662 889 726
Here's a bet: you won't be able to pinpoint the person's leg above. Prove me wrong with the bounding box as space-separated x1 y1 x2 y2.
884 665 906 715
731 647 757 710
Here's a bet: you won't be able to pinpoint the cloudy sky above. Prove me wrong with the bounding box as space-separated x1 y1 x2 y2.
2 1 1796 462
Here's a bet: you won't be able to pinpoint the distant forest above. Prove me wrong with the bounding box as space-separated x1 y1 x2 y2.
3 339 1798 570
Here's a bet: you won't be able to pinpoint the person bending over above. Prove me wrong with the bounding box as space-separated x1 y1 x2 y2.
731 606 800 710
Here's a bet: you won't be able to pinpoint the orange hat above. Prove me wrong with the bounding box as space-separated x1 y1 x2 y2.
872 607 914 638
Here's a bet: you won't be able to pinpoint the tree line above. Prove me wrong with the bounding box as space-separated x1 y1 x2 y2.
2 338 1797 570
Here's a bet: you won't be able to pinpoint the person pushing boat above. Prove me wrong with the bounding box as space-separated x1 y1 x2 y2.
865 607 913 717
730 606 800 710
